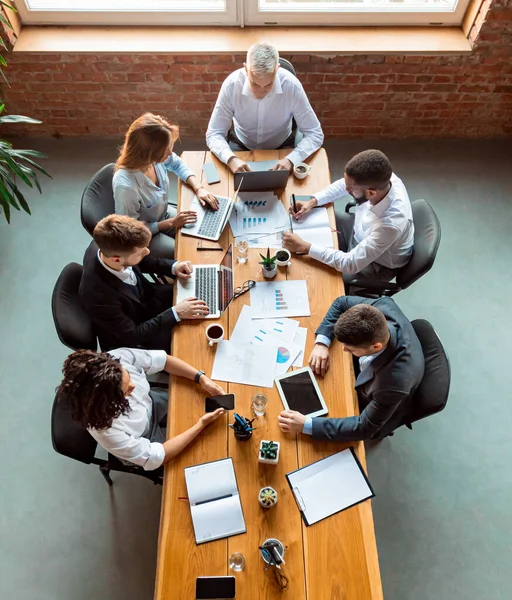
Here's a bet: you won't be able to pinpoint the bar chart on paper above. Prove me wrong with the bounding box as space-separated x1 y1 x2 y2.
250 280 311 319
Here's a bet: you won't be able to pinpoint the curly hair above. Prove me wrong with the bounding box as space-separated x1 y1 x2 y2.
333 304 389 347
345 149 392 190
57 350 129 430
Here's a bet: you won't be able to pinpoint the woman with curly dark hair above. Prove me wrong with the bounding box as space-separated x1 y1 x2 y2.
58 348 225 471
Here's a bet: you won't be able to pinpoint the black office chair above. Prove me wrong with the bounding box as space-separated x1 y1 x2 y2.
51 391 163 486
408 319 450 426
344 199 441 297
80 162 175 260
52 262 97 351
279 57 304 147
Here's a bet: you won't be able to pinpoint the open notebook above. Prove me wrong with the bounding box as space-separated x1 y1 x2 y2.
184 458 246 545
291 206 335 248
286 448 375 526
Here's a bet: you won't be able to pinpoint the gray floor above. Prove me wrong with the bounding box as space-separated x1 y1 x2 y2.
0 137 511 600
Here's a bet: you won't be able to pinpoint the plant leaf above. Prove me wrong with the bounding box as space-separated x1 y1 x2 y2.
0 153 34 186
9 153 51 178
4 176 31 214
0 13 12 30
0 0 17 13
0 194 11 223
0 114 42 124
0 177 20 210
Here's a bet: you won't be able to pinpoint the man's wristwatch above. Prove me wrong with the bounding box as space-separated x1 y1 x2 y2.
194 370 205 384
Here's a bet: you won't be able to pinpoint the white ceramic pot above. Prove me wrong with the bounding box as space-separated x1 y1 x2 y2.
262 264 277 279
258 440 281 465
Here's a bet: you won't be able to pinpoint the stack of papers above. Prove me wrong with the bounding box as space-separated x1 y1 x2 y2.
230 192 289 238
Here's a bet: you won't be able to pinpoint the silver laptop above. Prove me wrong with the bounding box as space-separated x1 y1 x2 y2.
181 194 235 242
234 160 289 192
176 245 234 319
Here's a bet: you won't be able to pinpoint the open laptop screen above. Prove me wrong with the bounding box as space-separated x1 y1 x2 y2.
219 244 234 313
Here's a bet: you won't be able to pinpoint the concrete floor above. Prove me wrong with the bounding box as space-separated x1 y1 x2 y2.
0 137 511 600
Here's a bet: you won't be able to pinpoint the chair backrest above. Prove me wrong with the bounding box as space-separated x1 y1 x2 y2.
80 163 116 236
51 392 98 464
410 319 450 423
52 263 97 351
279 58 297 78
396 199 441 290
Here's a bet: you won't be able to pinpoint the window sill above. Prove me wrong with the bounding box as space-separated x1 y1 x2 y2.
13 25 471 55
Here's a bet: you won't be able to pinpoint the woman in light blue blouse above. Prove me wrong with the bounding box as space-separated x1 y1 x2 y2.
113 113 218 257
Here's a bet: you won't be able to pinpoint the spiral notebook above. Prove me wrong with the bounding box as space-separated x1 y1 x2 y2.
184 457 246 545
286 448 375 526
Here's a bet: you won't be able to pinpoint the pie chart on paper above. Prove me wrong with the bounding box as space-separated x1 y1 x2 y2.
276 347 291 364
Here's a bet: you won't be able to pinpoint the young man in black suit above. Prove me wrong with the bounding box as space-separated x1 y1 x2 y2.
80 215 209 351
278 296 425 441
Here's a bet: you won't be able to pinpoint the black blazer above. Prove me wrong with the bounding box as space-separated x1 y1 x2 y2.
312 296 425 441
79 241 178 351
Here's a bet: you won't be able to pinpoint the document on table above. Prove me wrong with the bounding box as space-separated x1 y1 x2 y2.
250 280 311 319
230 192 289 237
185 458 246 544
211 340 277 388
291 207 335 248
286 448 375 526
291 327 308 367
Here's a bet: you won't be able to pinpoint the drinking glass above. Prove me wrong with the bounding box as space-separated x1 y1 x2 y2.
235 237 249 264
229 552 246 572
252 393 268 417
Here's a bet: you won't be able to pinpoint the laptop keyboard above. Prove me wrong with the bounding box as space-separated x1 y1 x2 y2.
195 267 218 314
197 195 230 239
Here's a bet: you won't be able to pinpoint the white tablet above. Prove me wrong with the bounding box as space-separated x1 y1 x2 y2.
275 367 328 418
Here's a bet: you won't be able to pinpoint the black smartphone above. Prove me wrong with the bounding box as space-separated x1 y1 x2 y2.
205 394 235 413
196 576 236 599
202 162 221 185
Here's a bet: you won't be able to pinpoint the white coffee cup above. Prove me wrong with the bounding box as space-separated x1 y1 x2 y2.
293 162 311 180
206 323 224 346
274 248 291 267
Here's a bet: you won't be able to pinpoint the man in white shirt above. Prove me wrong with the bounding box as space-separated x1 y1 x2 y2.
206 41 324 174
282 149 414 282
58 347 226 471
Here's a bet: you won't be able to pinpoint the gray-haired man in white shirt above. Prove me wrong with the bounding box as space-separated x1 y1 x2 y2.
206 41 324 174
282 149 414 282
58 348 226 471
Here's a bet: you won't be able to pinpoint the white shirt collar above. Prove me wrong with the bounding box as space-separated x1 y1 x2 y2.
97 250 137 285
370 183 393 218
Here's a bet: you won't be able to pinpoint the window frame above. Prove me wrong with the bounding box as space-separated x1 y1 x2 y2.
15 0 472 27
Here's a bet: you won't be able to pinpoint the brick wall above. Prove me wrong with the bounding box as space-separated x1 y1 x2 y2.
2 0 512 139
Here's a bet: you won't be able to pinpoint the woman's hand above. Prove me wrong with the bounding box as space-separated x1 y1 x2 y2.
170 211 197 229
199 408 225 429
199 375 225 397
196 187 219 210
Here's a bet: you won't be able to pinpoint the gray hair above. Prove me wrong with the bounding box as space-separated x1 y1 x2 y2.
246 42 279 77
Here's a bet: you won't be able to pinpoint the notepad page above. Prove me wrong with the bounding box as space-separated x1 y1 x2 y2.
191 495 246 544
293 207 334 248
185 459 238 506
289 449 373 525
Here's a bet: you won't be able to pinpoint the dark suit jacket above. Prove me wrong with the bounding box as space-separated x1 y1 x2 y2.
312 296 424 441
79 241 178 351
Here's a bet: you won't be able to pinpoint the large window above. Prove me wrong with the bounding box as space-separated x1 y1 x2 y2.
15 0 472 26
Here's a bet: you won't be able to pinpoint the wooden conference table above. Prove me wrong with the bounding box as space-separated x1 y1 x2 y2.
154 149 383 600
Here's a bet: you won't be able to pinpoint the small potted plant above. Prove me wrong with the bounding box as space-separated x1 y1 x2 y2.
258 486 278 509
258 440 281 465
229 413 255 441
259 248 277 279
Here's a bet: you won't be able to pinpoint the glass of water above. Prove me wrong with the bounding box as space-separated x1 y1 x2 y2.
252 393 268 417
229 552 246 572
235 237 249 264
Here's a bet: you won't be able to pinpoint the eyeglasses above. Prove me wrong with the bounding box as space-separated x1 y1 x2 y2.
233 280 256 299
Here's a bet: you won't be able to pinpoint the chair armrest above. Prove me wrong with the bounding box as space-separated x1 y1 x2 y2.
347 277 400 294
345 201 356 213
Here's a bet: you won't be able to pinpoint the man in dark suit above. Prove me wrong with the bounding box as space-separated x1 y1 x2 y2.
278 296 425 441
80 215 210 351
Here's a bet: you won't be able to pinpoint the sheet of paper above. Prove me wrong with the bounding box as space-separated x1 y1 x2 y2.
291 327 308 367
250 280 311 319
231 305 299 345
211 340 277 388
230 192 289 236
191 495 246 544
293 206 334 248
288 449 374 526
185 459 238 506
272 341 301 376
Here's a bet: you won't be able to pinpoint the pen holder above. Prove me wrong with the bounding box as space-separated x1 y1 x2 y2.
258 486 278 509
231 414 254 441
260 538 286 565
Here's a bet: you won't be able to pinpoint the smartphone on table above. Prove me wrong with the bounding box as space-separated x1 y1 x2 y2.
196 576 236 599
205 394 235 413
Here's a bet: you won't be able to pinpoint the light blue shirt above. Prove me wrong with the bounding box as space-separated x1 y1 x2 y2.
113 153 193 235
302 341 385 435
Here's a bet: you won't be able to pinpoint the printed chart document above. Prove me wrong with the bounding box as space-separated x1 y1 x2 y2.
230 192 289 237
250 280 311 319
185 458 246 544
291 207 335 248
211 340 277 388
286 448 375 526
291 327 308 367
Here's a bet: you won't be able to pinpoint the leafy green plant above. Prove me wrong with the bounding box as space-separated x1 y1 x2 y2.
260 441 279 460
0 2 51 223
259 248 277 271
